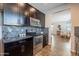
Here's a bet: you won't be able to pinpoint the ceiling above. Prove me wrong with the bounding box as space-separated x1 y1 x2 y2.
29 3 63 14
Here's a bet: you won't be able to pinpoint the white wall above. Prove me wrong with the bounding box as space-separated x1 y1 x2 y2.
45 14 53 45
69 4 79 53
52 10 71 22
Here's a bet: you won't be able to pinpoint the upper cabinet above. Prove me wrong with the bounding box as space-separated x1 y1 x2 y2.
36 10 45 27
23 4 30 26
4 4 19 25
28 4 45 27
29 6 37 18
3 3 45 27
3 3 29 25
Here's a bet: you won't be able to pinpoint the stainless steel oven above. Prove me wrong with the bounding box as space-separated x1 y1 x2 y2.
33 35 43 55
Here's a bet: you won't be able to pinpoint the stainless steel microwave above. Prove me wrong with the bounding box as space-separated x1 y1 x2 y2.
30 17 41 27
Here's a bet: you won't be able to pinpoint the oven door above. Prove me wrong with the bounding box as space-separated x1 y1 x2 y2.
33 35 43 55
33 35 43 46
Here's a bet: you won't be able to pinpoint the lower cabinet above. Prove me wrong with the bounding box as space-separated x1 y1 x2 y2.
4 37 33 56
6 45 22 56
43 34 48 47
4 35 48 56
22 40 33 56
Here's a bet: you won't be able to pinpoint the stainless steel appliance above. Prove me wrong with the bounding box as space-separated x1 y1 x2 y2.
33 35 43 55
30 17 41 27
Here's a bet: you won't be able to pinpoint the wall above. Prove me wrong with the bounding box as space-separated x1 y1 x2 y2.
45 14 53 44
70 4 79 26
69 4 79 53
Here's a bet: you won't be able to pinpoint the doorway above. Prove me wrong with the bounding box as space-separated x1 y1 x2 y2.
50 10 72 56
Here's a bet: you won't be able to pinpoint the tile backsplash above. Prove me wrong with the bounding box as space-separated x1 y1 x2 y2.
2 26 43 40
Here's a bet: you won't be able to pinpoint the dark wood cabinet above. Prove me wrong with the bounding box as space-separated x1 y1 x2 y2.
29 8 37 18
43 34 48 47
4 41 22 56
3 3 30 26
20 4 30 26
36 10 45 27
19 4 30 17
23 38 33 56
25 4 45 27
4 3 19 25
4 37 33 56
30 8 45 27
3 3 45 27
7 45 22 56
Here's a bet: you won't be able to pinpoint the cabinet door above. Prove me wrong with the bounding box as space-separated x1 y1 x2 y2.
18 38 33 56
4 3 20 25
4 3 30 25
36 10 40 19
10 45 21 56
5 45 21 56
37 11 45 27
29 6 36 19
24 4 30 26
24 38 33 56
4 41 22 56
36 10 45 27
43 35 48 47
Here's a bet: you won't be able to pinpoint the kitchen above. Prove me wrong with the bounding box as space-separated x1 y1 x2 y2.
0 3 48 56
1 3 79 56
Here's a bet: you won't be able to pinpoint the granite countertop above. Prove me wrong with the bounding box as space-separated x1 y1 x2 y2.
26 32 45 36
3 35 33 43
27 34 44 36
3 33 46 43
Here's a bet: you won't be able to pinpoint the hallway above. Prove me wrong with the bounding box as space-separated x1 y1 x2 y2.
35 35 71 56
